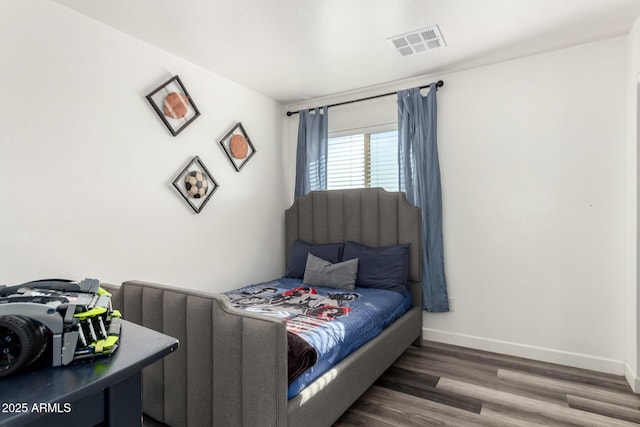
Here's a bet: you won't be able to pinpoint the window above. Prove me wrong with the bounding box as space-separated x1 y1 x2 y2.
327 130 399 191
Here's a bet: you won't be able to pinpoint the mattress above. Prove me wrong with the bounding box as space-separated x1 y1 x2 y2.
225 277 412 398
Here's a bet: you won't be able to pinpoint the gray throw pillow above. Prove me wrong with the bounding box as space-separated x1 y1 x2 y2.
303 254 359 290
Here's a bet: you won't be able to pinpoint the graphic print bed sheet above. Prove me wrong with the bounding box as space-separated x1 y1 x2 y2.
225 278 412 398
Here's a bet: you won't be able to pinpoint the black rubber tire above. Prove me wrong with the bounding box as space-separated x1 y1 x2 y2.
21 317 48 367
0 316 48 378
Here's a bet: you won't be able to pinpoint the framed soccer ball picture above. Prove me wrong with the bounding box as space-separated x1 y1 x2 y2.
146 75 201 136
172 156 219 213
219 122 256 172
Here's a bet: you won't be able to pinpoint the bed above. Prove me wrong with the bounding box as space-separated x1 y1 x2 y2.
109 187 423 427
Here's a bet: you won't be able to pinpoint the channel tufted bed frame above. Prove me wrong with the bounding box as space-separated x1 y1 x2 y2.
107 188 423 427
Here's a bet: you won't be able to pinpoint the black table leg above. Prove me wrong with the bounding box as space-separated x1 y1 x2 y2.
106 372 143 427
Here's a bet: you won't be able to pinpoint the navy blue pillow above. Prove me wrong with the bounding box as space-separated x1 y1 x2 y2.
342 241 410 293
284 240 344 279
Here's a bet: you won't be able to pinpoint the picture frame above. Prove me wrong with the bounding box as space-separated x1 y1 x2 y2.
146 75 201 136
218 122 256 172
172 156 219 214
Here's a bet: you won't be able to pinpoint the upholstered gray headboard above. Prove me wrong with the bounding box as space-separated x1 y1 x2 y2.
284 188 422 309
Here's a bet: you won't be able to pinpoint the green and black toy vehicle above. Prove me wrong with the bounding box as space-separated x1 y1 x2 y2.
0 278 121 379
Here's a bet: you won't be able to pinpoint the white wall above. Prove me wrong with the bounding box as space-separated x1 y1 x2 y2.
430 37 627 375
0 1 288 293
287 37 629 375
626 14 640 392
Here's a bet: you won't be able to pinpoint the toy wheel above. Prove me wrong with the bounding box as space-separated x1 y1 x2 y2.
0 316 48 379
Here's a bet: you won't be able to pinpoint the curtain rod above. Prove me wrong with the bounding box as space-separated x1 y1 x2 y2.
285 80 444 117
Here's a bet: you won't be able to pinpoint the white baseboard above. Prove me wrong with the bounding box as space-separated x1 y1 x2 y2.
423 328 626 377
625 363 640 393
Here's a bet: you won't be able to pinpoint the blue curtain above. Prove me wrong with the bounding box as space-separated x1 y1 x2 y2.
398 86 449 312
294 107 329 196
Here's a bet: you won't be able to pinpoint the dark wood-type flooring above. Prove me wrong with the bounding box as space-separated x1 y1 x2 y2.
334 340 640 426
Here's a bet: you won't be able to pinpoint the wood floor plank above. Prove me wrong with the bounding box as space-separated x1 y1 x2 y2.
399 349 498 381
375 366 483 414
499 368 640 410
567 394 640 424
396 350 570 406
420 341 632 393
339 385 515 427
480 403 577 427
333 407 397 427
334 341 640 427
437 377 638 427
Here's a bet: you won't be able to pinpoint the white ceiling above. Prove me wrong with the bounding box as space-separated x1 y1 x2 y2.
53 0 640 104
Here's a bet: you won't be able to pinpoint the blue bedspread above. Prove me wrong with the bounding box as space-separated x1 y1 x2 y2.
225 278 412 399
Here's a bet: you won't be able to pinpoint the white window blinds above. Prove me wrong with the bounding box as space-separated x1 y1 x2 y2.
327 130 399 191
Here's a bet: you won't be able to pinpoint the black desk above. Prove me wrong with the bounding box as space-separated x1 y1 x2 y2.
0 320 178 427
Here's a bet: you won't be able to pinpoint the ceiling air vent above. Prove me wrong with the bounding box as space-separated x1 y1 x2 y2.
388 25 446 56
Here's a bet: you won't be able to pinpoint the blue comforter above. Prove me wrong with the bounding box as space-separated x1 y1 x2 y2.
225 278 412 398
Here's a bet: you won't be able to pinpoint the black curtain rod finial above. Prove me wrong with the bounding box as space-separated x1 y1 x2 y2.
286 80 444 117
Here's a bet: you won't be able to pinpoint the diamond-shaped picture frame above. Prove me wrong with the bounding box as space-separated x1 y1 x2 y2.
219 122 256 172
172 156 219 214
146 75 201 137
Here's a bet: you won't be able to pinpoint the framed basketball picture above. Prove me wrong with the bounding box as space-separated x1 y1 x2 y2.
146 75 201 136
219 122 256 172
